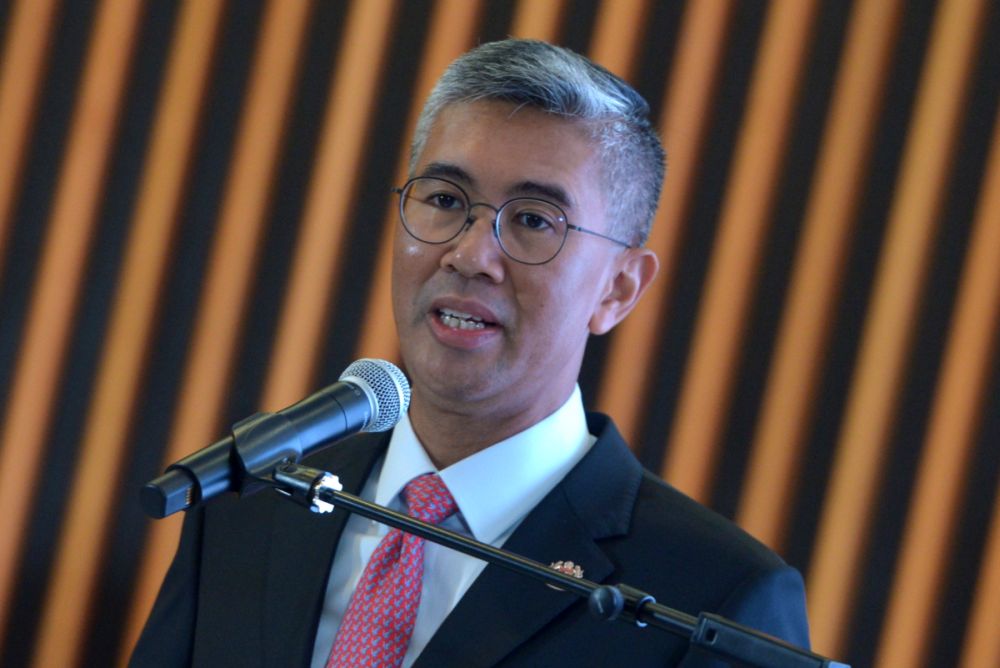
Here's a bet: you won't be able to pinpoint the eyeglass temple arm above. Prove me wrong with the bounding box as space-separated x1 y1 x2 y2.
567 223 632 249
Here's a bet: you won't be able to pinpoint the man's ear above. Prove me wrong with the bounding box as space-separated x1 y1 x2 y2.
589 248 659 335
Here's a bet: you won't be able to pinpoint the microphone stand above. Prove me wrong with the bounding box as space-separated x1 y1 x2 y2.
268 462 850 668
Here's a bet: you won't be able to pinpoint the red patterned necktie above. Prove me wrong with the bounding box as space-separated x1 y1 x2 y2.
326 473 457 668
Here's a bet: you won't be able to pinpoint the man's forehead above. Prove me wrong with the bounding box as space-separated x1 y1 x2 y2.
413 102 600 208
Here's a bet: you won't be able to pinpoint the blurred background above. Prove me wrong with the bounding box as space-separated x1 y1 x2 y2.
0 0 997 666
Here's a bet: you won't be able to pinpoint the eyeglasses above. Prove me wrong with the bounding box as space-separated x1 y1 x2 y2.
392 176 632 265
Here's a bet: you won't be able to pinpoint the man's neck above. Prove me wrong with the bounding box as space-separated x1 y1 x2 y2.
406 390 571 469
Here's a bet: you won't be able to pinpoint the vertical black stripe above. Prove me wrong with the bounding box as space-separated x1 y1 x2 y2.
558 0 601 55
224 0 347 423
0 0 90 426
631 0 685 122
317 0 433 380
711 0 854 524
784 0 939 581
635 0 768 472
580 2 685 411
0 0 100 662
927 6 1000 665
60 1 192 661
478 0 519 43
929 353 1000 668
84 2 269 665
881 4 999 664
0 0 16 51
0 0 174 664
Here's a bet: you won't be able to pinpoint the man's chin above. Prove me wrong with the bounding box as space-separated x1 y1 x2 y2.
411 365 508 408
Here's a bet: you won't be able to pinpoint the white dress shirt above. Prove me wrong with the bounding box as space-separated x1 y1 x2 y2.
311 386 595 668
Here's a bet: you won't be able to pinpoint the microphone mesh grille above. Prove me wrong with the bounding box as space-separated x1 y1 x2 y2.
339 358 411 432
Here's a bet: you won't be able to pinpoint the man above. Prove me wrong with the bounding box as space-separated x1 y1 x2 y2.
132 39 809 667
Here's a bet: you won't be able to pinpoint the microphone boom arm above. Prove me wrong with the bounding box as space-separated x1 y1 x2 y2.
268 462 850 668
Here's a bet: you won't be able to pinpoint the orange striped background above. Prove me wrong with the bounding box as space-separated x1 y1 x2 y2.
0 1 997 666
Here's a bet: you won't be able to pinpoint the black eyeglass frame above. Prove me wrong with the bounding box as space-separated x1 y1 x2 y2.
391 176 633 266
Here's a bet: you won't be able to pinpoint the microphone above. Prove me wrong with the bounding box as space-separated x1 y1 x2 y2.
140 358 410 519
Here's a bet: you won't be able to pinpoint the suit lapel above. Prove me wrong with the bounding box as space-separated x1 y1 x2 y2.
262 432 389 666
414 487 612 667
415 414 643 667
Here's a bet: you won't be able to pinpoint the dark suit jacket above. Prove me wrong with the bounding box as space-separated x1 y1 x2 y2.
131 413 809 667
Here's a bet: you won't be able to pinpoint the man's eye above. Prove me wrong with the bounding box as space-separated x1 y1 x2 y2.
513 212 555 231
430 193 462 209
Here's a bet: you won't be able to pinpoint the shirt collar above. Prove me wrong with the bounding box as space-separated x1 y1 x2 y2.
375 385 595 543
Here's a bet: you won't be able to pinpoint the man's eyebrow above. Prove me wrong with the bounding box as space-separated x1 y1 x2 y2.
417 164 572 209
420 162 475 185
510 180 572 209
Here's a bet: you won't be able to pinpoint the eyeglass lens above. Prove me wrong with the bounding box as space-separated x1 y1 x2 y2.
399 177 569 264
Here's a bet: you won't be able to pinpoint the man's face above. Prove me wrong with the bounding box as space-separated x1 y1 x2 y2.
391 101 630 427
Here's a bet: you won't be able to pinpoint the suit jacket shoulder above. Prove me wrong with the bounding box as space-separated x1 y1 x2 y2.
416 413 809 667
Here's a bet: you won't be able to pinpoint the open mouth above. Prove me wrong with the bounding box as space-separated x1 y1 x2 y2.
437 307 496 331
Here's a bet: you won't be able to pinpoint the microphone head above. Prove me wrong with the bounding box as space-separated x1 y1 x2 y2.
339 359 411 432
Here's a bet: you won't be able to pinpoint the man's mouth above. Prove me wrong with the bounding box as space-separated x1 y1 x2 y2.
436 307 495 331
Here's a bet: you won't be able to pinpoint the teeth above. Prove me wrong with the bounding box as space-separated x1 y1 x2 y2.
440 307 483 322
438 308 486 330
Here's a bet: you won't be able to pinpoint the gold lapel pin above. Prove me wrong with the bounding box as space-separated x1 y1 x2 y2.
549 560 584 578
546 560 585 590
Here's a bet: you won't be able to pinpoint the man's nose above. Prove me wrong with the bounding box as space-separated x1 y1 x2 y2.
457 202 504 247
466 202 501 231
441 205 505 280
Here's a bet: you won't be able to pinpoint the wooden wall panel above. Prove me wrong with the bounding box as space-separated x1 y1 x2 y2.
0 1 995 666
0 0 58 271
807 0 988 655
260 0 397 410
509 0 566 40
121 0 314 660
598 0 735 444
875 89 1000 668
961 481 1000 668
737 0 904 552
588 0 651 77
0 0 143 647
31 2 226 665
661 0 819 502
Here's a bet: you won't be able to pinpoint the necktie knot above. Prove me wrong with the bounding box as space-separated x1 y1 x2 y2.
402 473 456 525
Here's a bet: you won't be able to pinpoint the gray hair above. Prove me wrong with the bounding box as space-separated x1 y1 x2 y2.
410 39 665 247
